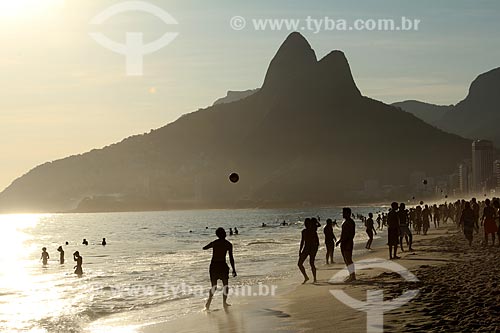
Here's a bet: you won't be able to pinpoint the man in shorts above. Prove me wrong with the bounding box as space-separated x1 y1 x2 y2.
203 227 237 310
398 203 413 252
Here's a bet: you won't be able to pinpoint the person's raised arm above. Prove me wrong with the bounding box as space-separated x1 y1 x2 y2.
203 241 213 250
229 243 237 277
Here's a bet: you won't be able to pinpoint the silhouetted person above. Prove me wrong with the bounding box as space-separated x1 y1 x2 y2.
398 203 413 252
432 204 441 228
481 199 497 246
203 227 237 310
324 218 337 264
65 241 69 245
101 238 107 246
494 200 500 246
41 247 49 265
262 223 266 227
387 202 400 260
376 214 382 230
472 198 480 233
82 239 88 246
337 208 356 282
57 246 64 264
73 251 83 277
234 227 239 235
459 202 475 246
229 228 233 236
422 205 432 235
365 213 377 250
298 218 319 284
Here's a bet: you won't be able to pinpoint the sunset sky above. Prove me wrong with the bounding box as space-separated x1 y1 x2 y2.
1 0 500 191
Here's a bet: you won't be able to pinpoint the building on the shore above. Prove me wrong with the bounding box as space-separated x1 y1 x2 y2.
472 140 495 192
495 160 500 191
458 160 471 195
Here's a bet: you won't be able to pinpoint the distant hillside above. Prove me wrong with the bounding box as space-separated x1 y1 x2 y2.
213 89 259 105
392 100 453 125
0 32 471 213
393 68 500 146
436 68 500 145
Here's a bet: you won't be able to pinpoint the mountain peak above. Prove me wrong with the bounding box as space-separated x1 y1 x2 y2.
262 32 317 89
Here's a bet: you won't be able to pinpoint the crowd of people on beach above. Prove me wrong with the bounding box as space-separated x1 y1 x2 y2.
294 197 500 284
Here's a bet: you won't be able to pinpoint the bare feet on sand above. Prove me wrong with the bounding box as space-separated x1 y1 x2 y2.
302 277 309 284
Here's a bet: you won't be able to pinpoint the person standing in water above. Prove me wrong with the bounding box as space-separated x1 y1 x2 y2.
324 218 337 264
40 247 49 265
101 238 107 246
365 213 377 250
298 218 319 284
73 251 83 277
57 246 64 264
337 208 356 282
387 202 401 260
203 227 237 310
234 227 239 235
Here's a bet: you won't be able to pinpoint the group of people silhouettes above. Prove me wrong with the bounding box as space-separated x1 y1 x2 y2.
40 237 107 277
40 246 83 277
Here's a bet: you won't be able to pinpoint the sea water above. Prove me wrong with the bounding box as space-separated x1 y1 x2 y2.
0 206 386 332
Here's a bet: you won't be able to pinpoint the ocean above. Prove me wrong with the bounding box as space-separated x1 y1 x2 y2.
0 206 385 332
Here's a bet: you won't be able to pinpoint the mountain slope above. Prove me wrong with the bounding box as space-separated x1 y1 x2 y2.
0 32 471 213
435 68 500 145
392 100 452 125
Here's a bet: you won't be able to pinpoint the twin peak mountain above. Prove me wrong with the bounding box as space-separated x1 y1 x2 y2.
0 32 470 212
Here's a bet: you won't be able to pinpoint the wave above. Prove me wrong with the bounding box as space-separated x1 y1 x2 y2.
247 241 282 246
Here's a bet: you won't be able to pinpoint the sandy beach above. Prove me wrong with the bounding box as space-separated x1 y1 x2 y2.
139 221 500 333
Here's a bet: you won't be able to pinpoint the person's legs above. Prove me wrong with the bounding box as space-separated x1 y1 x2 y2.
309 252 317 283
297 254 309 283
222 278 230 307
389 245 393 259
344 249 355 281
205 278 218 310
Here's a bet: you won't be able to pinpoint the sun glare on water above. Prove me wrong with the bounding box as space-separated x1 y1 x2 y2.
0 0 64 20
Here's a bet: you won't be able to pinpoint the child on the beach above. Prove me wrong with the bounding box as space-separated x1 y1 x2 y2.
40 247 49 265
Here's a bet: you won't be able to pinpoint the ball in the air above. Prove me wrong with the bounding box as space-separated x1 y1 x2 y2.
422 179 428 185
229 173 239 183
420 201 424 205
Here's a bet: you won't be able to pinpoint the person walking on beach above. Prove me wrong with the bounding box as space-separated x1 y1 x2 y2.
57 246 64 264
398 203 413 252
472 198 480 233
422 205 432 235
40 247 49 265
433 204 441 228
459 202 475 246
298 218 319 284
481 199 497 246
365 213 376 250
376 214 382 230
337 208 356 282
493 199 500 246
324 218 337 264
73 251 83 277
203 227 237 309
387 202 400 260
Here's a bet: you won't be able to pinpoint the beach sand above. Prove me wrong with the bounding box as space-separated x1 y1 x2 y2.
140 224 500 332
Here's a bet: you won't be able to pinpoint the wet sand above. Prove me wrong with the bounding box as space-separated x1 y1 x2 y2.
140 223 499 332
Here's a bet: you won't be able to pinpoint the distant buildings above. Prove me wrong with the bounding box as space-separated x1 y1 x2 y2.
495 160 500 191
458 160 471 195
472 140 495 192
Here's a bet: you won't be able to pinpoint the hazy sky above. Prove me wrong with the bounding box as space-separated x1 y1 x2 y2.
1 0 500 191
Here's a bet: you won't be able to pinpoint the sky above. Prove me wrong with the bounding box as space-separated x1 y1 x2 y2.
0 0 500 191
